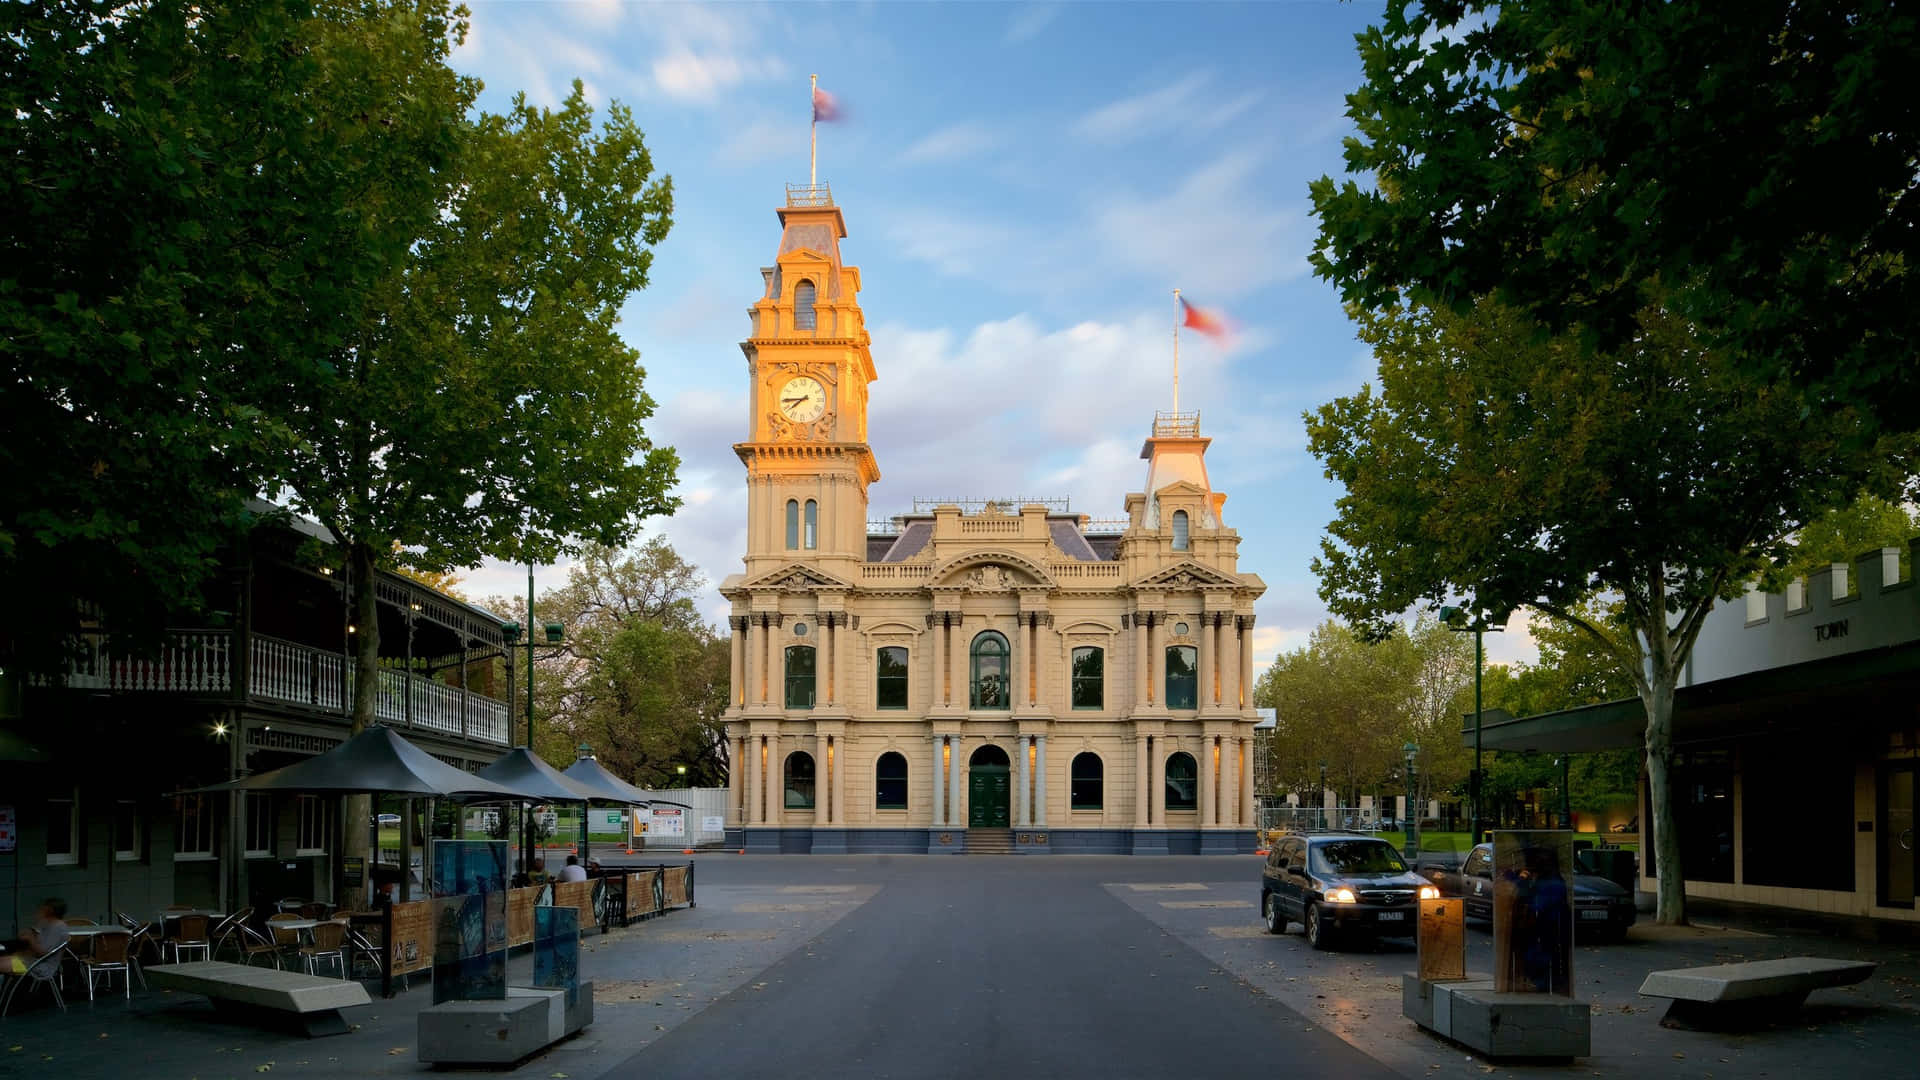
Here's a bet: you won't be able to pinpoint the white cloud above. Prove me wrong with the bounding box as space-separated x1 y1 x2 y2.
1074 72 1263 144
899 123 998 164
1005 4 1062 45
1090 149 1308 298
652 49 788 103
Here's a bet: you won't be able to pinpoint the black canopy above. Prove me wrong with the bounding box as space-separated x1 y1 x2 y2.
477 747 601 803
561 756 652 805
187 725 527 799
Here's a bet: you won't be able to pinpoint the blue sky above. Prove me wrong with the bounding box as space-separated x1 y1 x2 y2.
451 0 1540 669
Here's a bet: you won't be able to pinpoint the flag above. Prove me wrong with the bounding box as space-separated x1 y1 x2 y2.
1180 296 1229 340
812 85 842 123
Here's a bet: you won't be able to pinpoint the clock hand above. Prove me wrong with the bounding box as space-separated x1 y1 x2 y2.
783 397 807 406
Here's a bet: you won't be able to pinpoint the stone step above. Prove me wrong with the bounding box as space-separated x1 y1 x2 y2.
968 828 1014 854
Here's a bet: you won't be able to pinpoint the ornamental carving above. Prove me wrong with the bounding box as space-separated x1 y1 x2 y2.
965 565 1014 591
783 573 818 593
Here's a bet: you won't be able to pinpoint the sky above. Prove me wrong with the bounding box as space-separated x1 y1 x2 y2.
448 0 1540 670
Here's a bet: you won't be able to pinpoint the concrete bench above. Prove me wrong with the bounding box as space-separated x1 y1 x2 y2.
1638 957 1877 1030
1402 976 1591 1061
418 983 594 1065
146 961 371 1037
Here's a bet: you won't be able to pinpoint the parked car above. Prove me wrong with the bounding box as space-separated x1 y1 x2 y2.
1418 842 1637 942
376 813 402 826
1260 833 1437 950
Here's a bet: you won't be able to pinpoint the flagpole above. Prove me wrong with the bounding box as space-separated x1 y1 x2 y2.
810 73 818 188
1172 288 1181 415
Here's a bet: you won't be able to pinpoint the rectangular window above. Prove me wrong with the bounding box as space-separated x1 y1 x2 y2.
1743 583 1766 623
175 794 216 860
1071 646 1104 709
1786 578 1807 612
296 795 328 855
875 647 909 709
785 645 816 709
1165 645 1198 710
45 791 78 866
114 800 142 862
244 792 274 857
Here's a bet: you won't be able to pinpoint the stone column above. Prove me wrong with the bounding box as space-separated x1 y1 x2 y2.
769 619 787 710
947 613 963 707
817 614 833 706
1034 735 1049 828
745 734 761 824
1134 735 1150 827
1200 735 1218 828
1241 737 1256 827
730 618 746 707
1132 613 1149 709
836 615 852 711
931 612 947 708
930 735 945 826
1197 612 1213 708
1219 615 1238 711
746 616 765 705
729 734 744 825
764 732 782 826
1150 738 1166 824
1238 615 1255 709
832 734 848 826
1013 734 1029 828
1149 614 1165 706
1026 615 1038 706
948 734 964 827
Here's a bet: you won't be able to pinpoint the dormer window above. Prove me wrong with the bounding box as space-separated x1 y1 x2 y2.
1171 509 1190 551
794 279 817 330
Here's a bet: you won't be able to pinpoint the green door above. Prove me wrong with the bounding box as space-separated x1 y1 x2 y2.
969 766 1010 828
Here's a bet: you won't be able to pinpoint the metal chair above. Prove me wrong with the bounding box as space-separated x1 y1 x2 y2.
122 924 158 988
211 908 253 961
263 912 303 969
165 915 211 964
275 898 308 914
0 943 72 1016
299 921 349 978
81 931 133 1000
337 913 385 980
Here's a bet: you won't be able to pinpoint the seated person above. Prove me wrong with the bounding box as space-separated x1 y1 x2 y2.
557 855 588 883
5 898 70 975
527 857 552 885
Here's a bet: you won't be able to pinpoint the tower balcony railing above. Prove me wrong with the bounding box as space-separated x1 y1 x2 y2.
1153 411 1202 437
50 630 509 744
785 182 833 207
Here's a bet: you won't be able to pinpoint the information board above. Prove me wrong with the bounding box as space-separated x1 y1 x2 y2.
0 805 14 853
651 806 685 837
702 815 725 835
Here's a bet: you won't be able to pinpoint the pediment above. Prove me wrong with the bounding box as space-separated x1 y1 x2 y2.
1133 561 1241 589
929 550 1055 590
743 562 856 592
1153 479 1211 498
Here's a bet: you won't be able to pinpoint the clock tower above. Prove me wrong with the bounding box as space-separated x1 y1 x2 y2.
735 183 880 579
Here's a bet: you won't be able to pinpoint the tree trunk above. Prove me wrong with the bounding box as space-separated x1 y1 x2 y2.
1639 671 1687 925
340 540 380 893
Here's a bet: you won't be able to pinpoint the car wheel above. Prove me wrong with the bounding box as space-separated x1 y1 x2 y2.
1262 893 1286 935
1305 903 1334 951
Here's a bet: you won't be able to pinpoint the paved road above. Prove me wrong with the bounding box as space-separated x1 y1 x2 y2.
610 857 1395 1080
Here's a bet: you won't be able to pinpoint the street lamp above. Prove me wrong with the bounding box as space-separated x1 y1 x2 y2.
1318 760 1328 831
1438 604 1506 846
1402 741 1419 856
675 764 688 787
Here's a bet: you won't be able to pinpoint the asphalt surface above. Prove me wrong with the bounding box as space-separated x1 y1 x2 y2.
609 856 1396 1080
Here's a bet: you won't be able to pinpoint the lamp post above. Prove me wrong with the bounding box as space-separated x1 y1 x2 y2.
1555 756 1572 829
675 764 688 788
1318 760 1328 831
1438 604 1505 846
502 566 566 869
1403 741 1419 856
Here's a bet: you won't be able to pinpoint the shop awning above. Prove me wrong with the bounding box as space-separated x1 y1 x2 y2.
1463 639 1920 754
477 747 601 803
561 756 652 805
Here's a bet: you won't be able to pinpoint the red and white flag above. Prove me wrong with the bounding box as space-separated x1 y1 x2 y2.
812 85 842 123
1179 296 1230 340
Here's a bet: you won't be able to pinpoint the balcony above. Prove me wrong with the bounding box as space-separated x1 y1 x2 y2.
57 631 509 745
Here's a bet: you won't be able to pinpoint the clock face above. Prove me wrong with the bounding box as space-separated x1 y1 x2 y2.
778 376 827 423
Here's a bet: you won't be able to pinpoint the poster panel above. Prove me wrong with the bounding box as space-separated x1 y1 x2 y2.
430 839 508 1003
533 905 580 1007
652 807 685 837
1417 896 1466 982
1491 830 1575 995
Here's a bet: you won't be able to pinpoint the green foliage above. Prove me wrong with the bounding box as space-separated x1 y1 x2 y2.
495 539 730 789
1253 613 1473 808
1310 1 1920 434
1768 493 1918 589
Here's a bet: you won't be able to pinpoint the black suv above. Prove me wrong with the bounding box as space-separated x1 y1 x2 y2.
1260 833 1436 950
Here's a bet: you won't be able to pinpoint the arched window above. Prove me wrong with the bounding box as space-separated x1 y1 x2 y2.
1071 752 1104 810
794 279 817 330
1070 646 1104 710
875 751 908 809
784 645 816 709
1165 644 1198 709
875 646 909 709
784 751 815 809
804 499 818 549
1165 752 1197 811
785 499 799 549
970 631 1010 709
1171 509 1190 550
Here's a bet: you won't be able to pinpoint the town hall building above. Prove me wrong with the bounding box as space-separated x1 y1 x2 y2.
720 184 1266 854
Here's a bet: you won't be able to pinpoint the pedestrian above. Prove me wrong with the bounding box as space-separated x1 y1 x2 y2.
3 898 70 975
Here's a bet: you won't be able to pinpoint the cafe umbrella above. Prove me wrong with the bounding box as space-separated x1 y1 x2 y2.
561 754 654 863
475 747 602 872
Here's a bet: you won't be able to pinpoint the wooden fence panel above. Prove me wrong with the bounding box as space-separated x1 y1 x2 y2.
388 899 434 977
551 880 594 932
507 887 539 946
662 865 692 909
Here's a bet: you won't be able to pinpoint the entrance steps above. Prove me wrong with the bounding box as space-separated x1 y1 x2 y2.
967 828 1014 854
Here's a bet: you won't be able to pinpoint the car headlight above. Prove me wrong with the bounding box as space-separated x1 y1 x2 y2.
1419 885 1440 900
1326 887 1357 904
